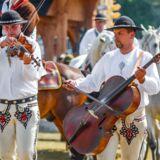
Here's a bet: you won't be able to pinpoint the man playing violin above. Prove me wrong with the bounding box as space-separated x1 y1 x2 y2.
0 10 45 160
1 0 39 40
63 16 160 160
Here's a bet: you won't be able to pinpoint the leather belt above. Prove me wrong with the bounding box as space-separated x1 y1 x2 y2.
0 95 37 105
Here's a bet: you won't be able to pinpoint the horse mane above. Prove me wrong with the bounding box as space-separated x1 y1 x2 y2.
85 30 115 68
69 30 115 72
140 25 160 55
55 62 84 80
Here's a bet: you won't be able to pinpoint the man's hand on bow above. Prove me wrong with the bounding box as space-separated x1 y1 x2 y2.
63 80 76 91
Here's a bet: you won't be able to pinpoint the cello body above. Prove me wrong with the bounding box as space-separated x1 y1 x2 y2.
63 75 140 154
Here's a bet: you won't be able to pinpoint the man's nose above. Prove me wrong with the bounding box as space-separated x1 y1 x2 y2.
8 26 13 31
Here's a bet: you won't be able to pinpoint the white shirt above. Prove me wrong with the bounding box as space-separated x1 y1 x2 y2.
0 35 46 100
69 54 88 69
75 47 160 109
79 28 99 55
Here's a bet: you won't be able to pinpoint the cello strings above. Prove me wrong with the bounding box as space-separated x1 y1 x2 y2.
74 86 120 114
73 87 121 123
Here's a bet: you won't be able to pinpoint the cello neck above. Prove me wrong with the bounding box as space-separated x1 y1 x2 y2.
102 53 159 104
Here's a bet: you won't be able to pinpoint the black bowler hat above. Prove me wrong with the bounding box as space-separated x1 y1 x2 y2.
94 13 107 21
0 10 28 25
107 16 143 31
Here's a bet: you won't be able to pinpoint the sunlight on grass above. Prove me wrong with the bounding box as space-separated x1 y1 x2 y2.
37 132 152 160
37 132 70 160
37 132 66 150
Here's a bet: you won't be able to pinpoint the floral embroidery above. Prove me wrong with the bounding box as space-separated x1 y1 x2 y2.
14 105 32 129
0 105 11 132
120 120 139 145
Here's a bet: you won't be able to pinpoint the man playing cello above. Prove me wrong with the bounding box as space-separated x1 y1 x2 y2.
64 16 160 160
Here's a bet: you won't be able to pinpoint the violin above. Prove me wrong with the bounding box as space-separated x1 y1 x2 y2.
63 53 160 155
6 34 41 68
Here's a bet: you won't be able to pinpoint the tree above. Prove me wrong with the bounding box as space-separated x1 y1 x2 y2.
117 0 160 28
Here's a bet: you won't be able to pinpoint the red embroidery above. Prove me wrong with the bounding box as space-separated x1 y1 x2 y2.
14 106 32 129
0 115 6 123
120 120 139 145
0 108 11 132
21 112 27 122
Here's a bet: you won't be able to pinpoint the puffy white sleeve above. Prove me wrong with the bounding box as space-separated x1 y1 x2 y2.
140 52 160 95
75 54 109 93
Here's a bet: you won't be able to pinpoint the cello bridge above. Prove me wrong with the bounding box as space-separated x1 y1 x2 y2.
88 109 99 119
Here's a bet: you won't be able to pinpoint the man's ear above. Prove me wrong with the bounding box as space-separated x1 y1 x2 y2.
130 31 135 39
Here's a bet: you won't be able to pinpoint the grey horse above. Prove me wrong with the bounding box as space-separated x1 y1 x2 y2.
140 25 160 160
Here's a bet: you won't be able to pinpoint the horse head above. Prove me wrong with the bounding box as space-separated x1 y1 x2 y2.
141 25 160 55
85 30 115 70
70 30 115 72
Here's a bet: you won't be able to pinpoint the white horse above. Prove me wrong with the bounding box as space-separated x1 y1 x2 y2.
84 30 115 70
140 25 160 55
140 25 160 160
69 30 115 71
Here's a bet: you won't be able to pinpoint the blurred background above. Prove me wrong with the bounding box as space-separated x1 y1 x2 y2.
30 0 160 59
0 0 159 159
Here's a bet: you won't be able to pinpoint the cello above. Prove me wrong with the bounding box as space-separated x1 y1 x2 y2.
63 53 160 155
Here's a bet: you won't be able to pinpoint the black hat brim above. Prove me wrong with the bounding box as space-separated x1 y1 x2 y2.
94 18 107 21
0 20 28 25
106 25 143 31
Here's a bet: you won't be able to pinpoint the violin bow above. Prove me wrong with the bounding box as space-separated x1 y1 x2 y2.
22 0 47 34
18 0 46 68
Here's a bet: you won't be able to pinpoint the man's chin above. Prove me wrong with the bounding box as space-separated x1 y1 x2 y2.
8 34 16 37
116 43 123 49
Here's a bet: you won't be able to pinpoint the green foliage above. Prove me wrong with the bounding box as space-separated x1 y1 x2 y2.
116 0 160 28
